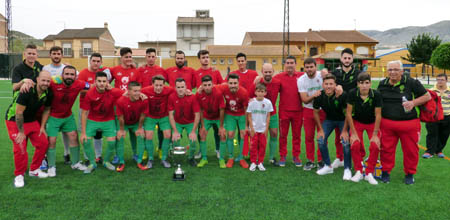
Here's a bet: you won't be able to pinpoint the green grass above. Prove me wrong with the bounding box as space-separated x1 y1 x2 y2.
0 80 449 220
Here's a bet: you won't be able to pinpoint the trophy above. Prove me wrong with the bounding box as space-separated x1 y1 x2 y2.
172 146 186 181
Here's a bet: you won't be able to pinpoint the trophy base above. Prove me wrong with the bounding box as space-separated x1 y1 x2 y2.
173 173 185 181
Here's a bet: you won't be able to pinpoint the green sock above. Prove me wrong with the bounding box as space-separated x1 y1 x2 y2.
47 148 56 168
189 140 197 159
69 146 80 165
237 138 244 160
269 137 278 160
116 138 125 164
219 141 226 160
104 140 116 162
200 141 207 160
144 139 154 161
129 132 137 155
227 138 234 159
161 138 170 161
83 139 95 165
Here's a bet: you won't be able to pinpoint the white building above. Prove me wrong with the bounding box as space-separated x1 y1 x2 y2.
176 10 214 56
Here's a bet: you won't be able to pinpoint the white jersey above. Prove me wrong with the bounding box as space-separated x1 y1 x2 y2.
297 71 323 109
43 63 66 77
246 98 274 133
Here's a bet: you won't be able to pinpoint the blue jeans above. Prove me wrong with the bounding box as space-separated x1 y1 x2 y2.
317 120 351 168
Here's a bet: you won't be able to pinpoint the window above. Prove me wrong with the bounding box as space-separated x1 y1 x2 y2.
184 25 191 38
161 47 170 58
190 43 200 51
228 58 233 65
335 46 345 51
310 47 318 56
263 59 268 64
62 43 72 56
82 43 92 56
272 59 277 64
212 59 217 65
220 58 225 65
356 46 369 55
200 25 207 38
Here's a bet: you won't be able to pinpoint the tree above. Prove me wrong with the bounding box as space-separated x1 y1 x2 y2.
402 33 441 76
431 43 450 73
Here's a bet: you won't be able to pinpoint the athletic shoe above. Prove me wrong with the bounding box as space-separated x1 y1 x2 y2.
257 163 266 171
40 158 48 170
64 155 71 165
331 158 344 168
142 150 148 160
95 157 103 164
239 160 249 169
111 156 120 165
219 160 226 168
138 163 148 171
316 166 333 175
293 157 303 167
303 161 315 171
351 171 363 182
343 168 352 181
14 175 24 188
226 159 234 168
84 164 96 174
422 153 433 159
279 157 286 167
381 171 390 183
103 162 115 171
132 154 139 162
161 160 171 168
116 164 125 172
146 160 153 169
216 150 220 159
197 159 208 168
249 163 257 171
83 160 90 166
189 159 198 167
405 174 415 185
437 152 445 158
29 169 48 178
194 151 202 160
47 167 56 178
71 162 87 171
269 158 279 167
317 161 325 169
364 173 378 185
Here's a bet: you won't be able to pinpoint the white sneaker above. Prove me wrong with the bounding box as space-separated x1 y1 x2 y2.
29 169 48 178
216 150 220 159
71 162 87 171
364 173 378 185
351 171 363 182
257 163 266 171
249 163 257 171
194 151 202 160
47 167 56 178
331 158 344 168
14 175 24 188
343 168 352 180
316 166 334 175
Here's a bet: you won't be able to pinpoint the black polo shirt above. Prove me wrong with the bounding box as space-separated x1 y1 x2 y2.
5 86 53 123
11 60 43 84
347 88 382 124
332 66 362 92
313 91 347 121
377 75 427 121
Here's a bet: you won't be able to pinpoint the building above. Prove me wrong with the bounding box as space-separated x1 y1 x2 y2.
137 41 176 57
0 13 8 53
42 22 115 59
177 10 214 56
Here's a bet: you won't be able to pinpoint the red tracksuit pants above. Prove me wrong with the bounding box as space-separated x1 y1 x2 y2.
279 110 302 158
250 132 267 164
302 108 324 162
380 118 420 175
6 120 49 176
351 120 380 174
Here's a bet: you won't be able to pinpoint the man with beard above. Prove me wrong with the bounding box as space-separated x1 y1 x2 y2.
165 50 196 90
43 46 66 77
248 63 281 166
6 71 53 188
40 66 89 177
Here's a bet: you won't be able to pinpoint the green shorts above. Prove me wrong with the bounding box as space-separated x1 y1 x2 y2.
202 119 220 131
86 119 116 137
117 122 139 133
269 114 279 129
175 122 195 135
224 114 246 132
144 116 171 131
46 114 77 137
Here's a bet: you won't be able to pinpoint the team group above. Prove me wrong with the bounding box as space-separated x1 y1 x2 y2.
6 44 437 188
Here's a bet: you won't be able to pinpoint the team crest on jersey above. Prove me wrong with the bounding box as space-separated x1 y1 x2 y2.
118 72 122 76
121 76 129 84
88 77 93 81
225 95 229 99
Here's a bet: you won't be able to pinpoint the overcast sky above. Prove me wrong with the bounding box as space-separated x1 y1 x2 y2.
3 0 449 47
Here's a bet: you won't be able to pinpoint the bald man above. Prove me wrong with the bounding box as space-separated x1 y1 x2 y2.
248 63 281 165
6 70 54 187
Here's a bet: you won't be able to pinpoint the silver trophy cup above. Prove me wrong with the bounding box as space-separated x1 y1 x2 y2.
172 146 186 181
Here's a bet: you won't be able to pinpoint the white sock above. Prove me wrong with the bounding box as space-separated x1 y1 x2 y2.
94 138 103 158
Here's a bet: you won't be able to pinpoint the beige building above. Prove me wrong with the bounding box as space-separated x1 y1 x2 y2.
137 41 176 58
177 10 214 56
0 13 8 53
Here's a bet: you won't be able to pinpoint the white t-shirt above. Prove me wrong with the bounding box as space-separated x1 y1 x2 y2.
246 98 274 133
43 63 66 77
297 71 323 109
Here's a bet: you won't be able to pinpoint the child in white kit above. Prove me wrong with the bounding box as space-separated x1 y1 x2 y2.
247 83 274 171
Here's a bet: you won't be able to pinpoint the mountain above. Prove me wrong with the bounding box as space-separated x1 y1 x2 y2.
361 20 450 48
11 30 43 46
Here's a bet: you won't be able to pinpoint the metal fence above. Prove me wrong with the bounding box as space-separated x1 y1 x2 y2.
0 53 22 79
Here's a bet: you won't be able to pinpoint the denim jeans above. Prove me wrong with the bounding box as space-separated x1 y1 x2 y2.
317 120 351 168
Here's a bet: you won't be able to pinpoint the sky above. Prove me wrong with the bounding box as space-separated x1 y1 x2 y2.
3 0 449 47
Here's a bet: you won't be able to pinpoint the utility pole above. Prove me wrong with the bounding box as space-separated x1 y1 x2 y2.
282 0 289 69
6 0 12 53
